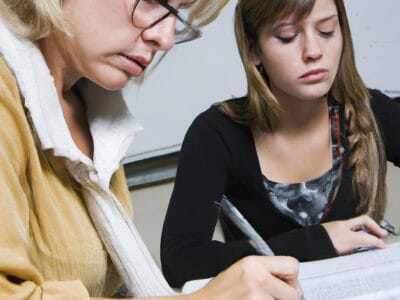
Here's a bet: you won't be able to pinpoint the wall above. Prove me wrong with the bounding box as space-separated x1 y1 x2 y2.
122 0 400 164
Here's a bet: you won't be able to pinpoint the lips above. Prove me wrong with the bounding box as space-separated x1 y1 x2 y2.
300 68 328 79
119 54 150 76
121 54 149 70
299 68 328 83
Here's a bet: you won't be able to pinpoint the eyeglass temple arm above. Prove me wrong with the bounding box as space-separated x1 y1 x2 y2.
153 0 200 31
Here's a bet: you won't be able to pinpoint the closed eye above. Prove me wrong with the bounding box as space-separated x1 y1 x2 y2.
277 33 298 44
320 30 335 38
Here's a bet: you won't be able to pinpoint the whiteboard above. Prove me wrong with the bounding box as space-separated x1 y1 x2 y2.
122 0 400 163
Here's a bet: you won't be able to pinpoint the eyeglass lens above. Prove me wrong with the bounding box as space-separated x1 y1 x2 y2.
132 0 201 44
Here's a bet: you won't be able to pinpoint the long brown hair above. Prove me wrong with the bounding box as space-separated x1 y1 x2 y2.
221 0 386 220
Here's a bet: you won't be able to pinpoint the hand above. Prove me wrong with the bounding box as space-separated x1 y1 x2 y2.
190 256 303 300
322 215 389 255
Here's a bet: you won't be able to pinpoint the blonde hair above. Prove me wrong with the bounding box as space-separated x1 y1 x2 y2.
0 0 229 42
188 0 230 27
221 0 386 220
0 0 67 41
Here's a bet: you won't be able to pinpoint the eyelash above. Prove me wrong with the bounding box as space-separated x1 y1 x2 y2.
277 30 335 44
320 30 335 38
277 34 298 44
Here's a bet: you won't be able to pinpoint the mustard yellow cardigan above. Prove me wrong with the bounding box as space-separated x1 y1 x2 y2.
0 57 133 299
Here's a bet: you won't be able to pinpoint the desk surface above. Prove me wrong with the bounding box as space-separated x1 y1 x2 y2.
385 234 400 244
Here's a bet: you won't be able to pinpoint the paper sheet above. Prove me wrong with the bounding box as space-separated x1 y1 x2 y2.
181 242 400 299
300 242 400 299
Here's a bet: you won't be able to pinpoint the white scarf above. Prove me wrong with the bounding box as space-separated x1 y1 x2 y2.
0 18 178 297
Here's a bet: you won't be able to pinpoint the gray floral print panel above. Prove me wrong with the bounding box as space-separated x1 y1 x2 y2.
263 101 345 227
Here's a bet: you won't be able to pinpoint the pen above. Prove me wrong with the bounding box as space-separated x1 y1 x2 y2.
351 219 399 254
379 219 399 236
351 226 377 253
217 195 275 256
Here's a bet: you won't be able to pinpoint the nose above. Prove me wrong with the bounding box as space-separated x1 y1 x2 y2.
302 31 323 62
142 16 176 51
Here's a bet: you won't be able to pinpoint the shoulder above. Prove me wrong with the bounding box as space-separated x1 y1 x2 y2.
188 97 250 141
0 56 30 171
369 89 399 109
180 97 255 167
368 89 400 122
0 56 21 103
368 89 400 162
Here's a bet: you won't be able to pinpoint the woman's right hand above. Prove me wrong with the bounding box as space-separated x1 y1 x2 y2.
322 215 388 255
189 256 302 300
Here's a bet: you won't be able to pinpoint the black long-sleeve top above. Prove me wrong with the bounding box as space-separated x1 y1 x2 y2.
161 90 400 288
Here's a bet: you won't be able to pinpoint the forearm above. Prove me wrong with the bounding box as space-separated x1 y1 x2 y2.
267 225 338 261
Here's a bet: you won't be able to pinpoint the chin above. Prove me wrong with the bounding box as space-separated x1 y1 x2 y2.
86 63 134 91
93 73 131 91
297 83 332 101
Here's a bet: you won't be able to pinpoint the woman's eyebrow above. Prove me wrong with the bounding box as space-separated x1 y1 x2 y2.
316 14 339 24
273 21 296 32
273 14 338 31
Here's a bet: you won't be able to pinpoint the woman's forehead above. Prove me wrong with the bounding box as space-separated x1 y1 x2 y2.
270 0 337 28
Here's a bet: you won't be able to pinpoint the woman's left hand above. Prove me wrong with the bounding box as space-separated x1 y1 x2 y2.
322 215 389 255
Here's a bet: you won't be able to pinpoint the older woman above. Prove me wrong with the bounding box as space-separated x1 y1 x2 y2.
0 0 302 299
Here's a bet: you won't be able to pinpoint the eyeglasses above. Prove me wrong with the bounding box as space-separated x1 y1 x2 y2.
132 0 202 44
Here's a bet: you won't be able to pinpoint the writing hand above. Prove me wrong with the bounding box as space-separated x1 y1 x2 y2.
190 256 303 300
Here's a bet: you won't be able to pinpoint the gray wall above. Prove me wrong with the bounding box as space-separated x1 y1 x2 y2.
122 0 400 163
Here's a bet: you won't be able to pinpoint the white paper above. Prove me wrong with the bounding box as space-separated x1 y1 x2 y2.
181 242 400 299
300 242 400 300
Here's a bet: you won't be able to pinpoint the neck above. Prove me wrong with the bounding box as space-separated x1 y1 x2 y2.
38 34 94 159
272 85 329 137
38 34 81 96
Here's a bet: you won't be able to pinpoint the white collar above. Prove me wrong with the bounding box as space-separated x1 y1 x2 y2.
0 18 143 187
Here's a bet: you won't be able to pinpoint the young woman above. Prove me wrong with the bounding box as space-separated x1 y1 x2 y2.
0 0 302 299
161 0 400 288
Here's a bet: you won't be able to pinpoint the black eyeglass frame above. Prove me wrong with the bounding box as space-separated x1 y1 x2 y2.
132 0 202 44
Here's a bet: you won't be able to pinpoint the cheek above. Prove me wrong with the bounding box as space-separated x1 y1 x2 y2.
262 47 299 83
332 45 343 64
329 34 344 68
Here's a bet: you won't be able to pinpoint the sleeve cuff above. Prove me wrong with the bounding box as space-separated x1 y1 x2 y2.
42 280 90 300
267 225 338 261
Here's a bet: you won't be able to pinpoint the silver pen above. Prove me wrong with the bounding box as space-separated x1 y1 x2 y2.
218 195 275 256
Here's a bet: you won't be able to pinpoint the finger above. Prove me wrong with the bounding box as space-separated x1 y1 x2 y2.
288 277 304 300
348 215 388 237
353 231 386 249
274 274 303 299
263 256 303 299
347 215 374 229
263 272 302 300
362 218 389 237
263 256 299 280
275 267 303 299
